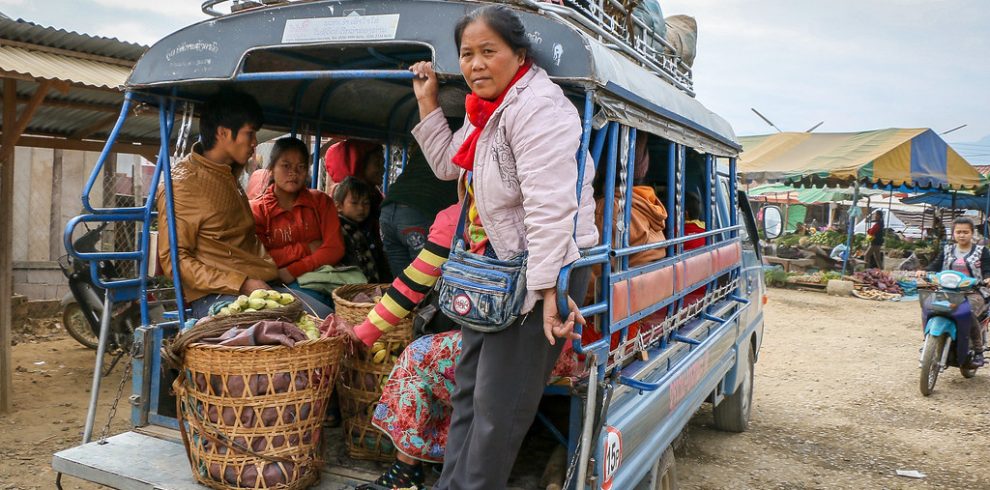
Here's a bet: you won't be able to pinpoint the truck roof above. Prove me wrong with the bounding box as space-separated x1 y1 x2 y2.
127 0 738 153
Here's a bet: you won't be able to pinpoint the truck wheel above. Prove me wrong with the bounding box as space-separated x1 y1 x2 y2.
62 302 99 349
636 446 677 490
919 334 945 396
713 346 754 432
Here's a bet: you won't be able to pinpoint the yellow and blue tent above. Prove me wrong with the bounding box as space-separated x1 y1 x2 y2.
738 128 984 190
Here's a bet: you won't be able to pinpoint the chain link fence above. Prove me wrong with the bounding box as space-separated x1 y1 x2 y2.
12 146 154 301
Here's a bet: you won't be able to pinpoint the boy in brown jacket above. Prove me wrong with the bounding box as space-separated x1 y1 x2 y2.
156 90 330 318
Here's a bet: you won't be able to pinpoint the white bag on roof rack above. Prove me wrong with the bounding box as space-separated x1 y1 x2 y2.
665 15 698 68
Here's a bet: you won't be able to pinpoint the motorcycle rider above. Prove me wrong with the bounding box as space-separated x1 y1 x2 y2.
919 217 990 366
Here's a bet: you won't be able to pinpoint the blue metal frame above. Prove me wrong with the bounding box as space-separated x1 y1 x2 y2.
235 69 415 82
64 94 179 327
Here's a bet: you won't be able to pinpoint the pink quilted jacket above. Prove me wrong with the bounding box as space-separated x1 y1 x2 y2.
412 65 598 312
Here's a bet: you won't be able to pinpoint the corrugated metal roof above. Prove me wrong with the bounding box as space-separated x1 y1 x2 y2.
0 44 131 89
0 16 160 148
0 17 146 61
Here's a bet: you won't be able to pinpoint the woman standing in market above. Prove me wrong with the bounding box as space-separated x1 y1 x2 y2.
407 5 598 488
866 209 886 269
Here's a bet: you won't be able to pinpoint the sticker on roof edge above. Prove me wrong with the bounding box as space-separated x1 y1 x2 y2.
281 14 400 44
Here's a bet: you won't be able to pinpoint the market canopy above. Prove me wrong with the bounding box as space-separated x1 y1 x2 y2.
739 128 985 190
902 191 990 210
747 183 885 204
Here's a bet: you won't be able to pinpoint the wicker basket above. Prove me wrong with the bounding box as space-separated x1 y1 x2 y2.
331 283 414 461
175 335 345 490
342 416 397 463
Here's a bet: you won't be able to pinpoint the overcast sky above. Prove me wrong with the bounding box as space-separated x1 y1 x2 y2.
1 0 987 161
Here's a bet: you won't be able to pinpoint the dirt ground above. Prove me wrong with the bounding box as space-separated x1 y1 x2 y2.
1 288 989 489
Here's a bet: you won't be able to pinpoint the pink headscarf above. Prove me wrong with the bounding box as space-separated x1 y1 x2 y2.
324 140 381 184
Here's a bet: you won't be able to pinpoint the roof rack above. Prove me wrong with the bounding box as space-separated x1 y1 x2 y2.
529 0 693 95
201 0 296 16
199 0 694 95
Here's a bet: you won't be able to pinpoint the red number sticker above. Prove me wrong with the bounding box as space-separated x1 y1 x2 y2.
601 426 623 490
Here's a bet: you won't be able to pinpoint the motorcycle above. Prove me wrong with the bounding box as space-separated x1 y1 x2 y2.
918 270 989 396
58 223 143 374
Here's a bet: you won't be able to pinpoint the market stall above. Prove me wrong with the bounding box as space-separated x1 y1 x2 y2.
740 128 986 275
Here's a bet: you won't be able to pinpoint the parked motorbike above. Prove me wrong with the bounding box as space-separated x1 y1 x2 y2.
58 223 142 374
918 270 989 396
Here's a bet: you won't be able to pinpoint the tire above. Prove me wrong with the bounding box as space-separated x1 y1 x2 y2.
713 345 754 432
636 446 678 490
961 367 977 379
62 302 99 349
919 334 945 396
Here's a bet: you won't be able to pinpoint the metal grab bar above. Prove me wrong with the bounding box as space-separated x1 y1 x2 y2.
81 93 143 215
610 225 743 258
618 305 745 392
235 70 416 82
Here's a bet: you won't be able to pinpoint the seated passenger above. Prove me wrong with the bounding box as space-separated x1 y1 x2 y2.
380 146 458 275
155 90 331 319
334 177 391 283
684 192 706 250
584 137 667 348
245 166 271 200
325 140 386 187
250 137 345 306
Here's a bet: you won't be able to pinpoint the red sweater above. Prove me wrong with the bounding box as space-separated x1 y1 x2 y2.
250 186 345 278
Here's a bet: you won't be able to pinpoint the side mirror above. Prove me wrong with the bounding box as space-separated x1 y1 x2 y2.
762 205 784 240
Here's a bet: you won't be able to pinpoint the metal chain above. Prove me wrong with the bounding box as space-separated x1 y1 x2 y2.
97 349 134 445
616 126 630 248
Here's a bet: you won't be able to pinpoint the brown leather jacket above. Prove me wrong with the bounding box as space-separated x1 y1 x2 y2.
156 151 277 302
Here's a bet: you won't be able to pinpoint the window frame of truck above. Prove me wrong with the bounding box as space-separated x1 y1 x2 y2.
53 1 765 488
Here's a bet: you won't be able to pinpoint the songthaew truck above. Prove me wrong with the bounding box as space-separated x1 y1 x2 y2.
53 1 765 488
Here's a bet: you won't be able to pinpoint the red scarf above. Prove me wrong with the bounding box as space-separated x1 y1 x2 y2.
451 61 533 171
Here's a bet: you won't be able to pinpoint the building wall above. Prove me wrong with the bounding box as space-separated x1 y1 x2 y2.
12 146 148 300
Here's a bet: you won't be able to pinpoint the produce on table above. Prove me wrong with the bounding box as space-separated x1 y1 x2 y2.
853 288 902 301
787 270 842 285
852 269 903 294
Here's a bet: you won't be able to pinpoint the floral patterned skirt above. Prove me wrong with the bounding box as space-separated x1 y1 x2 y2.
370 330 583 463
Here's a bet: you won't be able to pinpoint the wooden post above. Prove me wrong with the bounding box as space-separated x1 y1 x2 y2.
49 149 63 261
0 78 53 413
0 79 15 413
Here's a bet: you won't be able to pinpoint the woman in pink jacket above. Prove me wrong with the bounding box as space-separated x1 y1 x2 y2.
407 5 597 488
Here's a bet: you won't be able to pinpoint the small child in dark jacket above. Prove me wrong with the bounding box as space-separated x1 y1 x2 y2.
333 177 391 283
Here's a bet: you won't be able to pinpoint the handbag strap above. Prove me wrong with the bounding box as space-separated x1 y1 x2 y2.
452 172 473 252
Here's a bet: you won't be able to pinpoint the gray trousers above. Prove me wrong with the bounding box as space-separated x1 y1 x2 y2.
435 269 590 490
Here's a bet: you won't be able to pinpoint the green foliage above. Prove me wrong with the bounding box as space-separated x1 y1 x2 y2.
807 230 847 248
764 268 791 288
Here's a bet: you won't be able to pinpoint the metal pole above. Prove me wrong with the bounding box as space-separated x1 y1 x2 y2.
82 289 114 443
575 354 599 490
841 185 860 276
984 189 990 237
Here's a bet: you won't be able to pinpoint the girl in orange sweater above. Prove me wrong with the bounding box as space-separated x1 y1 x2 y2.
250 137 345 306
